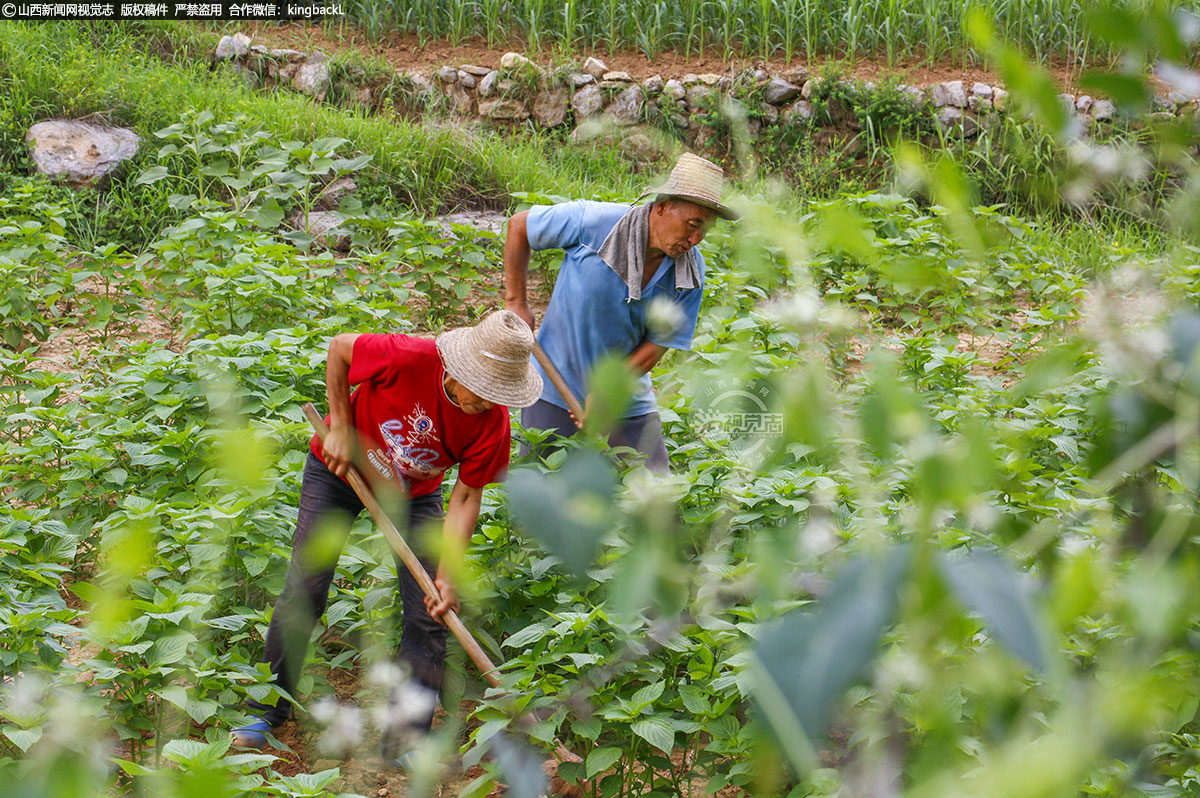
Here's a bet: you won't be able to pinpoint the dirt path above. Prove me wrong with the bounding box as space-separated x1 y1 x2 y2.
232 21 1087 90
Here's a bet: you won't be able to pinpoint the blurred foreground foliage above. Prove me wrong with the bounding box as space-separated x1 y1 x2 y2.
3 4 1200 797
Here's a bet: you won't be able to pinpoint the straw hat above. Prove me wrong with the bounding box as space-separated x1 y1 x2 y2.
637 152 737 220
435 310 543 408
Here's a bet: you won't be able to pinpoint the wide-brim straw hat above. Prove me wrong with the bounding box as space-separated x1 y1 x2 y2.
436 310 543 408
637 152 737 220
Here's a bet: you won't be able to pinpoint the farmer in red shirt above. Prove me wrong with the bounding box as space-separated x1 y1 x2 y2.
231 310 542 763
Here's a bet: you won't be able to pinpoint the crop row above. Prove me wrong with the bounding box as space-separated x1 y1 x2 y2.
327 0 1189 64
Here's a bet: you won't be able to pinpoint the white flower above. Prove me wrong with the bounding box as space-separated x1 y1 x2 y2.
647 296 686 338
366 661 406 690
312 698 364 755
766 290 821 328
371 680 437 734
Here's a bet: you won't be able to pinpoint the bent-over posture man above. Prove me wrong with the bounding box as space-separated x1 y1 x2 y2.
231 310 541 764
504 153 735 473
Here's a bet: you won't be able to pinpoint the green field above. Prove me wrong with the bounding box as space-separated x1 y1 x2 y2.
3 14 1200 798
322 0 1197 65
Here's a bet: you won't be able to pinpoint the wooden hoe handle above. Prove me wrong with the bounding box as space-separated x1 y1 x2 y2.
301 402 584 772
301 402 502 688
532 342 586 427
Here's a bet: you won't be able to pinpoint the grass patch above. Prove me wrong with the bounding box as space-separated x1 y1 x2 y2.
0 21 644 248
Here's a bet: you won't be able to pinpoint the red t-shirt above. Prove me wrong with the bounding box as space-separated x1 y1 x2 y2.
310 334 511 497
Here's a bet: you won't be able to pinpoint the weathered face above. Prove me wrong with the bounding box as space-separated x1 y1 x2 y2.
445 377 495 414
650 199 717 259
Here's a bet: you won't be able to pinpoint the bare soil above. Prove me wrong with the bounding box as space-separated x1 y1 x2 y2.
235 21 1088 90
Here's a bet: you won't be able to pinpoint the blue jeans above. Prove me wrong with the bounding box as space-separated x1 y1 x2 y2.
520 398 670 474
248 453 446 728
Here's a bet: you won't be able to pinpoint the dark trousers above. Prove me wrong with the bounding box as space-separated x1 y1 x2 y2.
248 453 446 728
520 398 670 474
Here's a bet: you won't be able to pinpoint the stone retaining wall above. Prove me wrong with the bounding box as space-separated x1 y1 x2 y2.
215 32 1190 158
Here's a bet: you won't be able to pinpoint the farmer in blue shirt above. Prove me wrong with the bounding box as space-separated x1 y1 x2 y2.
503 153 735 472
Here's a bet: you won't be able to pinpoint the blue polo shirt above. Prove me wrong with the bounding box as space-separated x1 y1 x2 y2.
526 200 705 418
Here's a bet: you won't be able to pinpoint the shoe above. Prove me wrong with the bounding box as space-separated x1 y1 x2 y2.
230 718 273 749
384 749 418 772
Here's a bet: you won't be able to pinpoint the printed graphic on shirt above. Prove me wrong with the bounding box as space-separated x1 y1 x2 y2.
366 448 395 481
378 403 445 488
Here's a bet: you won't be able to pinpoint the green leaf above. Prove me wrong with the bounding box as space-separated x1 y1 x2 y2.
585 746 622 778
630 716 674 754
156 685 189 711
938 548 1047 671
185 698 219 724
135 166 170 186
2 724 42 752
161 738 209 764
1078 72 1149 111
630 681 665 711
459 773 496 798
678 684 713 715
310 137 350 154
503 622 552 649
114 758 155 776
584 354 637 436
506 450 617 579
749 547 910 773
148 635 191 667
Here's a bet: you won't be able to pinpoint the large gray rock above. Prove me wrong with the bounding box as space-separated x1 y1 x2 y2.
570 72 595 87
448 83 475 117
457 71 477 89
642 75 664 94
663 79 686 101
293 51 331 99
1075 95 1094 113
215 33 251 60
500 52 534 70
763 77 801 105
968 96 993 112
316 177 357 211
459 64 491 77
571 85 605 118
899 84 925 104
289 210 350 251
780 99 814 124
605 85 643 125
992 87 1010 111
478 70 499 98
408 72 436 96
686 83 713 110
937 106 979 136
27 120 140 187
582 56 608 78
435 65 458 83
268 48 305 62
781 66 809 85
533 88 569 127
479 98 530 121
971 82 993 98
1092 99 1116 120
931 80 967 108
